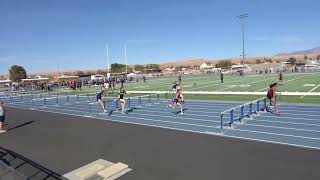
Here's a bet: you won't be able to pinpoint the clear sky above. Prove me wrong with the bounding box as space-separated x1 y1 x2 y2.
0 0 320 74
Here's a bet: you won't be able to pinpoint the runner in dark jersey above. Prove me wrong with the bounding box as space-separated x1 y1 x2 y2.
279 71 284 84
220 72 224 84
267 83 280 115
119 88 126 114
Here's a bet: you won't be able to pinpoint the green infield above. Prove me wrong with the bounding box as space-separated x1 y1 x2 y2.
17 72 320 104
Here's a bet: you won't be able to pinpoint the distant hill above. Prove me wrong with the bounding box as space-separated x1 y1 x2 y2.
276 47 320 56
1 47 320 77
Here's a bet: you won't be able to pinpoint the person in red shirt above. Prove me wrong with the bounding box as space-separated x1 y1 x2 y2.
267 83 280 115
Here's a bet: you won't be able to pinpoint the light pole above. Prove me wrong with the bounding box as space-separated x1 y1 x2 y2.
124 42 128 74
106 42 110 74
237 13 248 64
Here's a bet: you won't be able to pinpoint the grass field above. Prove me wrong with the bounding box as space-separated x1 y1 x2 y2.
17 72 320 104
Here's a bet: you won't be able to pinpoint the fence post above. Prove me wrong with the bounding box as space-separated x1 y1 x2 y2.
230 109 234 127
138 96 141 106
44 98 47 107
157 94 160 102
256 100 260 112
128 98 131 108
240 105 244 120
31 98 35 107
114 100 118 111
89 103 92 116
66 95 69 104
87 93 90 101
263 98 267 111
56 95 59 105
77 94 79 102
220 113 224 134
148 95 151 104
249 103 253 115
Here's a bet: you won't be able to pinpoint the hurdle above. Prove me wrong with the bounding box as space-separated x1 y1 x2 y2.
220 97 267 134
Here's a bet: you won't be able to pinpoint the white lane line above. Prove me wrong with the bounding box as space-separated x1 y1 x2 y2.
222 134 320 150
229 128 320 140
13 101 320 130
243 123 320 133
11 102 216 128
300 83 320 98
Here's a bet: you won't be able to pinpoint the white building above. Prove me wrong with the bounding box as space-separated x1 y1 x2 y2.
91 74 105 80
231 64 251 72
200 63 214 69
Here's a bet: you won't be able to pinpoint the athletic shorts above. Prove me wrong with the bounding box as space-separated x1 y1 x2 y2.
267 95 272 100
0 116 5 123
173 98 179 104
96 95 102 101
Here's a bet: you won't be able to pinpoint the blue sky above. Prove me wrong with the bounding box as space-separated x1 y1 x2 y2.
0 0 320 74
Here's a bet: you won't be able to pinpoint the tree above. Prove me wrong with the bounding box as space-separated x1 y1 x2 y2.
76 71 84 75
9 65 27 82
288 57 297 65
264 58 273 63
256 59 262 64
145 64 160 71
110 63 127 73
316 54 320 60
96 70 106 75
304 55 308 60
134 65 144 72
215 60 233 69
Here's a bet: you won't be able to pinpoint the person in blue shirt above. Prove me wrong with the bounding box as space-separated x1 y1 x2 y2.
96 86 107 113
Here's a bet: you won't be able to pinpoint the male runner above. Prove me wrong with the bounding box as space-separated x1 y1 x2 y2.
220 72 224 84
279 71 284 84
96 86 107 113
267 83 280 115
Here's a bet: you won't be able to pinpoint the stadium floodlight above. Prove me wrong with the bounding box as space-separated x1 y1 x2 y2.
106 42 110 74
124 42 128 74
237 13 249 63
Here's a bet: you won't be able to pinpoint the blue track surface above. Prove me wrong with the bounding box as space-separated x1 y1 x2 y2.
1 93 320 150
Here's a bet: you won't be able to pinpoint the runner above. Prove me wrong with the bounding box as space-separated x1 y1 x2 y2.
220 72 224 84
168 88 184 115
0 101 7 133
119 88 126 114
267 83 280 115
96 86 107 113
171 81 177 92
279 71 284 84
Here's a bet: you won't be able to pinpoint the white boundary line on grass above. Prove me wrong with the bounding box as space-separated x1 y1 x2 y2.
126 90 320 96
256 74 306 92
300 83 320 99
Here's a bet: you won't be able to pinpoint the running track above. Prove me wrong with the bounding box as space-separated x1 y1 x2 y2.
1 93 320 150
